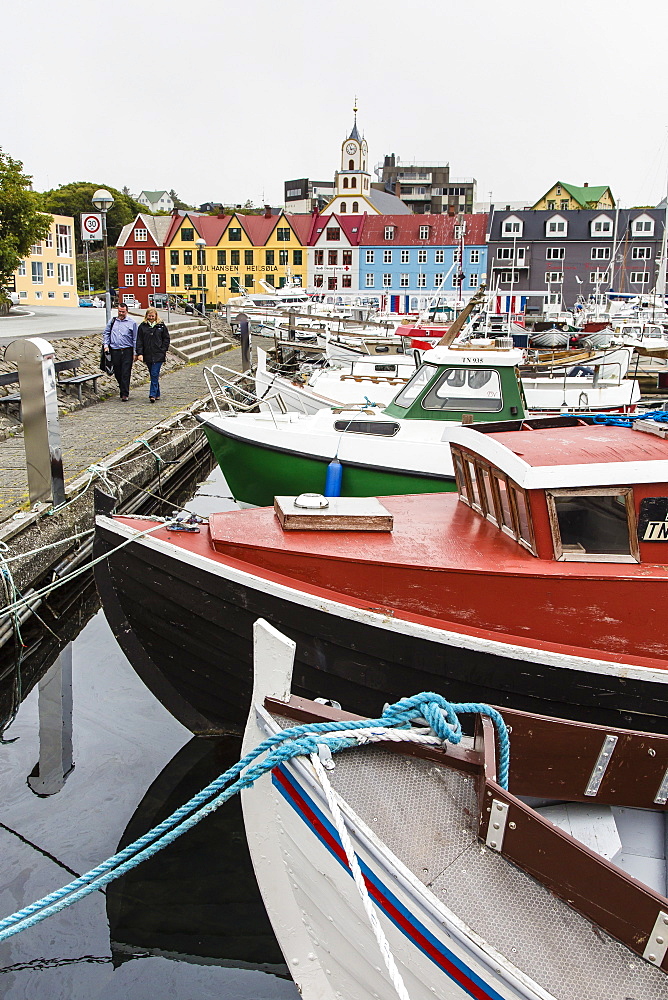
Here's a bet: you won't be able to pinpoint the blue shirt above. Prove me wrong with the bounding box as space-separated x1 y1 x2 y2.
103 315 137 349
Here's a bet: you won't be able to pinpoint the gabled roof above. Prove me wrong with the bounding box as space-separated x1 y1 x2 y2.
285 213 313 244
308 214 367 246
366 189 412 214
140 190 170 202
533 182 614 209
238 214 279 245
117 213 172 247
359 213 488 246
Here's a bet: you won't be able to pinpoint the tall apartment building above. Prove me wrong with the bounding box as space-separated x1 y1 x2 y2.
376 155 476 215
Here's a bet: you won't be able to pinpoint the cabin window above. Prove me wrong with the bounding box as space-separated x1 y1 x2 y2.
393 365 437 406
333 420 400 437
422 368 503 412
547 488 638 562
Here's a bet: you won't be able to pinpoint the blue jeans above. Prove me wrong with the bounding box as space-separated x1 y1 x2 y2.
148 361 162 398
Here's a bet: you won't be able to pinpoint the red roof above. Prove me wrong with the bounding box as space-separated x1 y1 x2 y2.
359 213 488 246
308 213 367 246
489 424 668 468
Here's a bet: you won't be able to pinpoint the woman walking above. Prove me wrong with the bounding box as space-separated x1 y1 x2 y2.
135 307 170 402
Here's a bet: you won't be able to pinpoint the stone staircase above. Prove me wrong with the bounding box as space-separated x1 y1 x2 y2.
167 317 233 363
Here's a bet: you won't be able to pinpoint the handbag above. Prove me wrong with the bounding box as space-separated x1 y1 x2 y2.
100 318 115 374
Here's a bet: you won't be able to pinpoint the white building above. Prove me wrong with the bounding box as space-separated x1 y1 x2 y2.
136 190 174 214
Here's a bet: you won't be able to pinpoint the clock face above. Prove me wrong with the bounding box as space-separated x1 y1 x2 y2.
345 142 357 155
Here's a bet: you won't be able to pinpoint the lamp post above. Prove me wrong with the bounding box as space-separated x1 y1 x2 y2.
168 264 178 323
195 238 207 317
92 188 115 323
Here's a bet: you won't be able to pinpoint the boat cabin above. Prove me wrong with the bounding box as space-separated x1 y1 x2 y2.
448 415 668 563
383 345 527 423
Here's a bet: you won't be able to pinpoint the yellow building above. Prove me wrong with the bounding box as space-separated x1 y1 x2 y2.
165 211 310 306
532 182 615 212
13 214 78 307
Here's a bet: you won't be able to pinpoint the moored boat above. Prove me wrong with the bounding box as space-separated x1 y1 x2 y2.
94 413 668 734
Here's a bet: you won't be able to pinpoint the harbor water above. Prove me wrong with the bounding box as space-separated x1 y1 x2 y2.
0 470 299 998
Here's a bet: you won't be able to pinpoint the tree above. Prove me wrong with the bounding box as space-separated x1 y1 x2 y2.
169 189 192 211
0 149 51 285
40 182 146 251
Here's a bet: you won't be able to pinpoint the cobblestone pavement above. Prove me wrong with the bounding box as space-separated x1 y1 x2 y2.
0 344 246 516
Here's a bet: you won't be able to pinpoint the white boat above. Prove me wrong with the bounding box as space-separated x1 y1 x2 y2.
242 618 668 1000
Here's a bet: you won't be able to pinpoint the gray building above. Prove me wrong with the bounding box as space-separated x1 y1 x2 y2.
284 178 335 214
375 154 476 215
486 207 666 312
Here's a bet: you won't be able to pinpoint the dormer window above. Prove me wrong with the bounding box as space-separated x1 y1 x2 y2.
326 227 340 241
419 225 430 240
591 214 613 237
454 225 464 239
384 226 395 240
502 216 523 237
632 214 654 236
546 215 567 237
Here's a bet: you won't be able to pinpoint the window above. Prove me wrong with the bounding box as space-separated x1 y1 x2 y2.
124 250 133 265
498 270 520 283
340 250 351 266
497 247 514 260
560 199 569 211
328 250 338 265
469 249 480 264
314 250 324 265
451 447 536 554
217 274 226 287
150 250 159 264
34 291 42 299
454 225 464 239
45 232 53 248
231 250 240 265
384 226 395 240
591 217 612 235
348 160 354 170
343 178 349 189
546 488 637 562
244 274 254 287
434 273 444 286
435 249 444 264
401 249 410 264
417 273 427 287
469 273 479 288
502 217 522 237
31 262 43 283
383 249 392 263
265 274 275 286
451 273 461 287
632 215 654 236
217 250 226 265
279 249 288 265
546 247 565 260
546 217 567 236
137 250 146 265
419 225 430 239
590 271 610 283
245 249 254 265
228 227 242 241
124 273 134 286
342 274 352 288
151 274 160 287
351 177 357 189
17 261 26 276
366 273 375 287
135 228 148 241
19 290 27 298
352 201 359 212
228 276 239 292
547 200 556 210
31 243 42 255
197 274 206 288
383 273 392 287
195 248 204 265
326 227 340 241
314 274 324 287
138 274 147 286
417 248 427 264
632 246 652 260
630 271 649 283
181 228 194 241
276 227 291 241
171 250 180 265
171 273 180 287
400 273 409 287
293 249 303 265
56 224 72 256
48 291 55 299
366 250 375 264
46 262 54 278
183 249 192 265
422 367 503 412
545 271 563 283
333 420 400 437
328 276 337 289
591 247 610 260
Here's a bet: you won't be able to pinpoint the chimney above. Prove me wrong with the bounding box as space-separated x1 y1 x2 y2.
264 204 272 218
448 204 456 217
584 182 588 187
395 181 401 198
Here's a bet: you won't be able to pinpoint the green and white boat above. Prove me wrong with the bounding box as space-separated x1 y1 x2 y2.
197 346 527 506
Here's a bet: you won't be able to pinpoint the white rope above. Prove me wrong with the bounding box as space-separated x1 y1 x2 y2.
319 726 441 748
310 752 412 1000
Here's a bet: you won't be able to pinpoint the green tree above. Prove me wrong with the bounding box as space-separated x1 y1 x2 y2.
0 149 51 285
41 182 146 251
169 189 192 211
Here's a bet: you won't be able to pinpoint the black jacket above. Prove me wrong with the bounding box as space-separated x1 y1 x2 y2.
136 321 170 364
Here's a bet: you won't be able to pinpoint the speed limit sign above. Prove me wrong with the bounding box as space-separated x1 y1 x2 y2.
81 213 103 240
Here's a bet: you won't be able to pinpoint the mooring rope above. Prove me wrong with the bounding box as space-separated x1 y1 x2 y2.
0 694 509 943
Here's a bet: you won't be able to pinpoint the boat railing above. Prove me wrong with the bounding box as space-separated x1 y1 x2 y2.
203 364 288 418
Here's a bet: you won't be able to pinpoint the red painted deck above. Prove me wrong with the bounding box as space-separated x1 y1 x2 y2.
488 424 668 467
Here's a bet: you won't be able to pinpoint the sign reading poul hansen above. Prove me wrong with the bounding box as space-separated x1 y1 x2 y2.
80 213 103 240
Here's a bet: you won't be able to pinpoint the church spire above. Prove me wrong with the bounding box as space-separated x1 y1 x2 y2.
348 96 361 142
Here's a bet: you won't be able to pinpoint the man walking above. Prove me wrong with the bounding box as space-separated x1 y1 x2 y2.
103 302 137 401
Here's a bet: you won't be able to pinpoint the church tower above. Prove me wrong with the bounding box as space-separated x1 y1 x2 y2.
334 100 371 203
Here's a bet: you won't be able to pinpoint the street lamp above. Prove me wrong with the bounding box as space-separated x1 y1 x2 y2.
169 264 178 323
92 188 115 322
195 238 207 317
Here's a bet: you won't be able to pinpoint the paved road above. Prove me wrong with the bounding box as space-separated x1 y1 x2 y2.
0 305 188 343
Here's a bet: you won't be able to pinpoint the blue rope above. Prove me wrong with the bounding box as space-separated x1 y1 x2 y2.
0 693 508 942
589 409 668 427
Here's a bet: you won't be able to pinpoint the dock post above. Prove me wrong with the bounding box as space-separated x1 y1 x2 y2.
27 643 74 796
5 337 66 507
239 313 251 371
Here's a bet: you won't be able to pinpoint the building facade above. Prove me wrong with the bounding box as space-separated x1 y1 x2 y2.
284 178 335 213
531 182 615 212
137 190 174 213
376 154 476 215
116 214 172 309
307 214 364 294
13 214 77 307
487 207 666 311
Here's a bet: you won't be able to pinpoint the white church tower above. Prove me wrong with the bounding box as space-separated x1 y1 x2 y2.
325 101 374 215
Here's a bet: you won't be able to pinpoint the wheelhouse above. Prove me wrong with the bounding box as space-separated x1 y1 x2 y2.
450 415 668 564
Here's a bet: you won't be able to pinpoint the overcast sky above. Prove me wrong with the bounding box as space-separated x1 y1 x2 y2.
4 0 667 211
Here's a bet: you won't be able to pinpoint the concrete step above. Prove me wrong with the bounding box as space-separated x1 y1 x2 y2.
170 330 214 347
180 341 233 363
169 328 232 362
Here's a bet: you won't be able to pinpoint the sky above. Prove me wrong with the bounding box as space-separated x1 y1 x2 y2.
4 0 668 211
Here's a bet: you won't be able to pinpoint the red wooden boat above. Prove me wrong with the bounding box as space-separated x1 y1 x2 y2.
94 414 668 733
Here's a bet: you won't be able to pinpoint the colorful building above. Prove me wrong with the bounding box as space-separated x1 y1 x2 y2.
13 214 78 307
531 182 615 212
116 214 172 309
307 214 365 294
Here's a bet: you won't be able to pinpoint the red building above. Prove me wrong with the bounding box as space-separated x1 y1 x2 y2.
115 214 173 309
